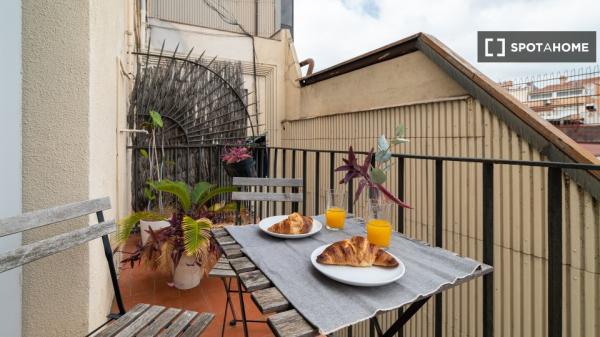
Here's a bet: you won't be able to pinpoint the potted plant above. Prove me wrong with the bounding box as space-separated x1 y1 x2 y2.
118 180 237 289
135 110 170 242
222 146 257 178
336 125 411 208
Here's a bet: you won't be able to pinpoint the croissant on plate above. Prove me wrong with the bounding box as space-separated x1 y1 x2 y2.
268 212 313 234
316 236 398 268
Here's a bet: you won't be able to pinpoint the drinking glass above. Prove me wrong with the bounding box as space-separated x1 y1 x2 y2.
325 189 346 230
366 200 393 248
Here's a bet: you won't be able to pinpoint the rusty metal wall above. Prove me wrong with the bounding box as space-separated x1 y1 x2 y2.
148 0 280 38
278 97 600 337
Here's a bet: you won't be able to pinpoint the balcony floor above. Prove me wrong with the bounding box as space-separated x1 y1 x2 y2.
116 234 275 337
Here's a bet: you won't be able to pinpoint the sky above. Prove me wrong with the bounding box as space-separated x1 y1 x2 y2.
293 0 600 82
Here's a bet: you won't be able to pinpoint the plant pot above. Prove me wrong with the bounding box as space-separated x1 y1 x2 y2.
139 219 170 245
171 255 203 290
224 157 257 178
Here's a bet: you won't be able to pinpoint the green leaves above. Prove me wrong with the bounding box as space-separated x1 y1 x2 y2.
149 110 163 128
370 167 387 184
140 149 149 158
391 125 409 145
191 182 215 204
196 186 238 208
375 135 392 163
117 211 166 245
182 216 212 256
148 179 237 213
149 179 191 212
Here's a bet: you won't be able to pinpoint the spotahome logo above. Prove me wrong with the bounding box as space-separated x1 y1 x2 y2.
478 31 596 62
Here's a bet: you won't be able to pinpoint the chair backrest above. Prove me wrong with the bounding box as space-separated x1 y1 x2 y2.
0 197 114 273
231 177 303 203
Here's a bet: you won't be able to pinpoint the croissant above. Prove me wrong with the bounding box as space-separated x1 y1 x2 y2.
317 236 398 268
268 213 313 234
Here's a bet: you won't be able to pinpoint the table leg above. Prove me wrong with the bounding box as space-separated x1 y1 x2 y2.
237 276 249 337
380 296 431 337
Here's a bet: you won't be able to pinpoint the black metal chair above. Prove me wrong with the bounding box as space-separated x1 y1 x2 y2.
0 198 214 337
209 177 303 337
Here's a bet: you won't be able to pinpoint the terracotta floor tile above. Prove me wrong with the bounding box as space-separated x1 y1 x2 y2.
115 234 275 337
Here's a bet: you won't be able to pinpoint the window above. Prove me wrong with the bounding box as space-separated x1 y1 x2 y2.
529 92 553 100
556 89 583 98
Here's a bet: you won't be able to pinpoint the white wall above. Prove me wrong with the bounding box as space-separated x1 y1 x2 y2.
0 0 22 336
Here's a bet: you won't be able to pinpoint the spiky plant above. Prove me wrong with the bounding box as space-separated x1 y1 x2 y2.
117 179 236 246
120 213 216 274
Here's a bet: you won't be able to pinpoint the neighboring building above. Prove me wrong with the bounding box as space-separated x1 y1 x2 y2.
502 75 600 125
142 0 297 145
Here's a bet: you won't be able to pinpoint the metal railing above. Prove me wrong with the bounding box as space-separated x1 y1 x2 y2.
129 144 600 337
500 66 600 125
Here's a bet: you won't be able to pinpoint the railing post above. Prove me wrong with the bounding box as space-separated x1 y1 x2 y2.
397 156 405 234
548 167 563 337
272 148 279 216
396 156 405 337
329 152 335 190
315 151 320 214
482 162 494 337
282 149 287 214
435 160 443 337
302 150 307 214
292 149 298 212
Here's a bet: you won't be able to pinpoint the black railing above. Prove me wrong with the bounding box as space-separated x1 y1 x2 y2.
129 144 600 337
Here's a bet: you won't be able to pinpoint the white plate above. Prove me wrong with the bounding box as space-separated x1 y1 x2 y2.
310 244 406 287
258 215 323 239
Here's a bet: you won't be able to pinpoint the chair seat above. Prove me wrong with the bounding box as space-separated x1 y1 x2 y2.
96 304 214 337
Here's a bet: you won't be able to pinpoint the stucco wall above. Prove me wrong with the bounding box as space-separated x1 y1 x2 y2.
22 0 91 336
21 0 132 335
283 51 468 121
88 0 132 329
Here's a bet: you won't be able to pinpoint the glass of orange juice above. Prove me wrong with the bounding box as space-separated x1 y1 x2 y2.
366 200 393 248
325 189 346 230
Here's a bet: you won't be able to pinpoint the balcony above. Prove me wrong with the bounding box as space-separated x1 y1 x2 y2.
3 8 600 336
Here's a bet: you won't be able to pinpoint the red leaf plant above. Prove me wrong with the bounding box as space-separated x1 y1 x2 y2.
335 146 411 208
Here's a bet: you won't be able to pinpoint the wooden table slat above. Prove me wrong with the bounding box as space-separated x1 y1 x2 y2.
208 268 236 278
158 310 198 337
223 248 243 259
252 287 290 314
115 305 166 337
211 228 228 237
212 262 231 270
215 235 236 246
229 256 255 273
239 270 271 292
178 313 215 337
96 304 151 337
136 307 181 337
268 309 317 337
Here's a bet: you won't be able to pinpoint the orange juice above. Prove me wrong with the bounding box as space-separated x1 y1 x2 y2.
325 207 346 230
366 219 392 247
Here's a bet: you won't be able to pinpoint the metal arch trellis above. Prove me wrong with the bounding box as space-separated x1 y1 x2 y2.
128 42 259 210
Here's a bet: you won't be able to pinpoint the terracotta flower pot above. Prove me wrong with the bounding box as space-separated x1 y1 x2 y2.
139 219 170 245
171 255 202 290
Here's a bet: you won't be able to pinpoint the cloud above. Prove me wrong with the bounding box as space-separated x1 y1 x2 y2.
341 0 380 18
294 0 600 80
